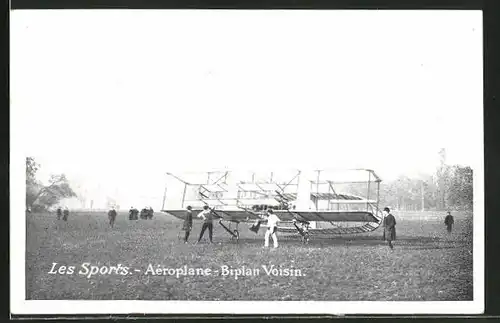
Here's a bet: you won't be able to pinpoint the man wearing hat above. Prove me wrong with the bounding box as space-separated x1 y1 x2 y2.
56 206 63 220
382 207 396 250
444 211 454 234
183 206 194 243
108 206 117 228
62 207 70 222
129 206 139 220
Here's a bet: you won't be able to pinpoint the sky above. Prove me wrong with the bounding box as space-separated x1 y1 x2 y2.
10 10 483 209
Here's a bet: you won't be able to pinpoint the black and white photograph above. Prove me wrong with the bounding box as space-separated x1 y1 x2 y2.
10 9 484 315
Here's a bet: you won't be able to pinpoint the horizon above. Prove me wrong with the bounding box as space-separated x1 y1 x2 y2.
31 156 473 211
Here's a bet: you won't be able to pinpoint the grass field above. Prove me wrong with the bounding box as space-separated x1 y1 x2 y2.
26 211 473 301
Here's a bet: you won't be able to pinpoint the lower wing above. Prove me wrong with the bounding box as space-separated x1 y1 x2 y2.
162 209 378 223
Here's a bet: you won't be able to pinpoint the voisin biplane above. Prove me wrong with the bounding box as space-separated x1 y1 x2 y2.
160 169 384 242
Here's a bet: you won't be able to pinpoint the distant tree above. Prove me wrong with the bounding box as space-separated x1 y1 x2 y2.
377 174 439 211
436 164 452 210
388 176 416 210
447 165 473 210
379 181 399 209
26 157 41 210
422 179 438 210
26 157 39 184
25 157 77 212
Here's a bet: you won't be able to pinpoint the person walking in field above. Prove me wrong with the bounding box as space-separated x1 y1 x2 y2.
129 207 134 220
183 206 193 243
129 206 139 220
197 205 214 244
382 207 396 250
108 206 117 228
444 211 454 234
56 207 62 220
62 207 70 221
140 207 149 220
264 208 280 248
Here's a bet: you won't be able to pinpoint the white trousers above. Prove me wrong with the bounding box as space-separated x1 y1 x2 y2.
264 227 278 248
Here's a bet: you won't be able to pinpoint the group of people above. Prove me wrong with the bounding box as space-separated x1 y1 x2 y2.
181 206 456 250
106 206 155 228
140 207 155 220
181 205 282 248
382 208 455 250
126 206 154 221
56 206 70 221
57 203 455 249
182 205 217 244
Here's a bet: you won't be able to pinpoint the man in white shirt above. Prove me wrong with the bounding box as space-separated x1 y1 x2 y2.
264 208 280 248
197 205 214 243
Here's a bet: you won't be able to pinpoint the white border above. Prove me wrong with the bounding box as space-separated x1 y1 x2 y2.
10 10 484 315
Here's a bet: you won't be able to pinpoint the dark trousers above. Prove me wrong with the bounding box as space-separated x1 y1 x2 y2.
198 222 213 242
446 225 453 233
184 229 191 242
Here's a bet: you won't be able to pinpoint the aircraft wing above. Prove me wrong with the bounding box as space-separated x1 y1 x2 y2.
273 210 379 222
162 208 263 222
162 209 379 223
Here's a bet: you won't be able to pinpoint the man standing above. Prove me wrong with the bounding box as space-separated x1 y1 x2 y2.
264 208 280 248
108 206 117 228
140 207 148 220
56 207 62 220
129 206 139 220
62 207 70 222
444 211 454 234
129 207 135 220
197 205 214 244
183 206 193 243
382 207 396 250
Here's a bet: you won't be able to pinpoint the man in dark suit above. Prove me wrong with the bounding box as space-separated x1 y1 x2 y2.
382 207 396 250
108 206 117 228
183 206 193 243
444 211 454 233
129 206 139 220
62 207 70 221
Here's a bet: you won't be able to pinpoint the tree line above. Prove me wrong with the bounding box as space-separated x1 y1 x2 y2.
26 157 77 212
377 164 473 212
26 156 472 213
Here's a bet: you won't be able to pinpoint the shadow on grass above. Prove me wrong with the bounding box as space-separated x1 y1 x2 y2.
216 234 450 248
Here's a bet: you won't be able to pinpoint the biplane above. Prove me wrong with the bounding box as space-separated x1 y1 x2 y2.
160 169 384 242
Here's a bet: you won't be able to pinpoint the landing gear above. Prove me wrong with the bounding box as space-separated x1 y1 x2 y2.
293 220 310 244
218 220 240 242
